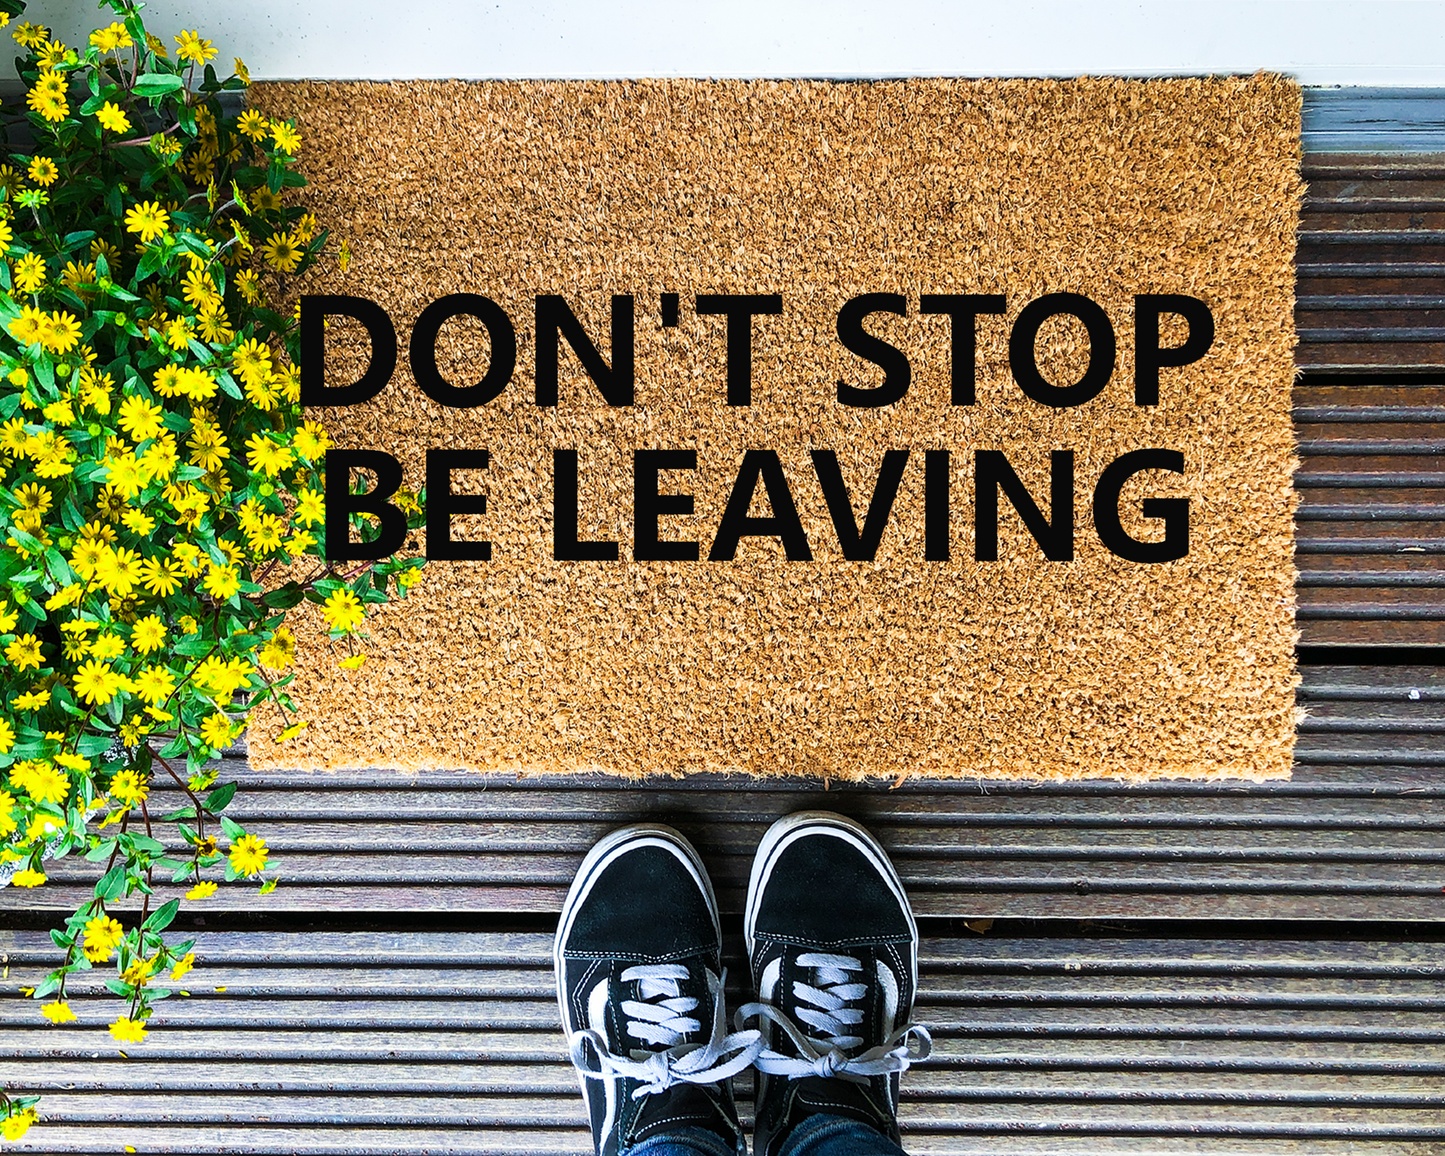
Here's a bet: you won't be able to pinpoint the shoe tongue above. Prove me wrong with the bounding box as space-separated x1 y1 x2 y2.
631 1082 733 1145
791 1076 892 1136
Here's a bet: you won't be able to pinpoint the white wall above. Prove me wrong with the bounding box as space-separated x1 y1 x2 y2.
20 0 1445 85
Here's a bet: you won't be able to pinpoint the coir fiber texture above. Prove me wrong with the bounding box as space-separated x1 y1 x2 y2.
249 76 1301 782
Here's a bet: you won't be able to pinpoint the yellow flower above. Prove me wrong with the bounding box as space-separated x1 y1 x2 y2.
109 768 149 806
26 84 68 123
338 653 366 670
15 481 52 516
321 588 365 633
270 120 301 155
12 21 49 48
120 954 159 985
109 1016 148 1043
293 422 332 462
39 399 74 429
12 759 68 804
173 29 216 63
95 101 131 133
199 712 236 749
0 1108 37 1140
123 200 170 243
0 718 13 753
130 615 166 653
36 40 72 70
133 665 177 705
259 626 295 670
261 231 301 272
14 252 47 293
245 432 293 477
117 395 164 442
24 813 62 842
232 111 269 144
139 556 183 597
5 633 44 671
8 304 44 344
192 656 252 699
70 536 108 579
176 366 218 400
233 57 250 85
11 867 46 887
90 22 134 51
185 880 217 900
234 268 261 304
202 562 240 600
121 509 156 536
232 337 272 385
163 315 193 351
89 633 126 661
152 363 185 398
73 659 123 705
41 310 82 354
83 914 124 961
41 999 77 1023
228 833 269 877
26 155 59 186
12 688 48 711
181 266 219 310
95 544 144 595
171 951 196 979
45 583 83 612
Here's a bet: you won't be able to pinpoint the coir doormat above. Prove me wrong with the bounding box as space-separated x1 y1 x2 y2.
248 76 1301 781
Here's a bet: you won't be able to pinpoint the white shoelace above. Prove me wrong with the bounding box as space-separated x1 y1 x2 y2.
736 952 932 1083
570 963 763 1099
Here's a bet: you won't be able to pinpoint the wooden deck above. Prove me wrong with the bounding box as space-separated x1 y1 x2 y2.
3 96 1445 1154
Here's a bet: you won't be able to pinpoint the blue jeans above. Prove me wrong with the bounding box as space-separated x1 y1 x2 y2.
627 1113 906 1156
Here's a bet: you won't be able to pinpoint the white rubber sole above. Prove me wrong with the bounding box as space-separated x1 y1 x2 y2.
743 810 918 990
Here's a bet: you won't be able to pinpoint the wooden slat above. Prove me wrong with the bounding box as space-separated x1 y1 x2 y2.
3 932 1442 1154
2 667 1440 921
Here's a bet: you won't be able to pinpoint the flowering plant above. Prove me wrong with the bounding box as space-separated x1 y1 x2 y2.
0 0 424 1140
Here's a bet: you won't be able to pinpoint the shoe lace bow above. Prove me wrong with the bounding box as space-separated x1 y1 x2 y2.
570 963 762 1099
736 951 931 1083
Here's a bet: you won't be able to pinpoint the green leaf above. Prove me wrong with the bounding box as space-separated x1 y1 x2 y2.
160 805 197 822
133 73 185 97
143 898 179 932
127 834 166 854
204 781 238 812
96 864 126 901
262 583 306 610
219 815 245 841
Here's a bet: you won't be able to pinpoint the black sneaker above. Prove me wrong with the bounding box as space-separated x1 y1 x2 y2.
737 812 931 1156
555 824 761 1156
